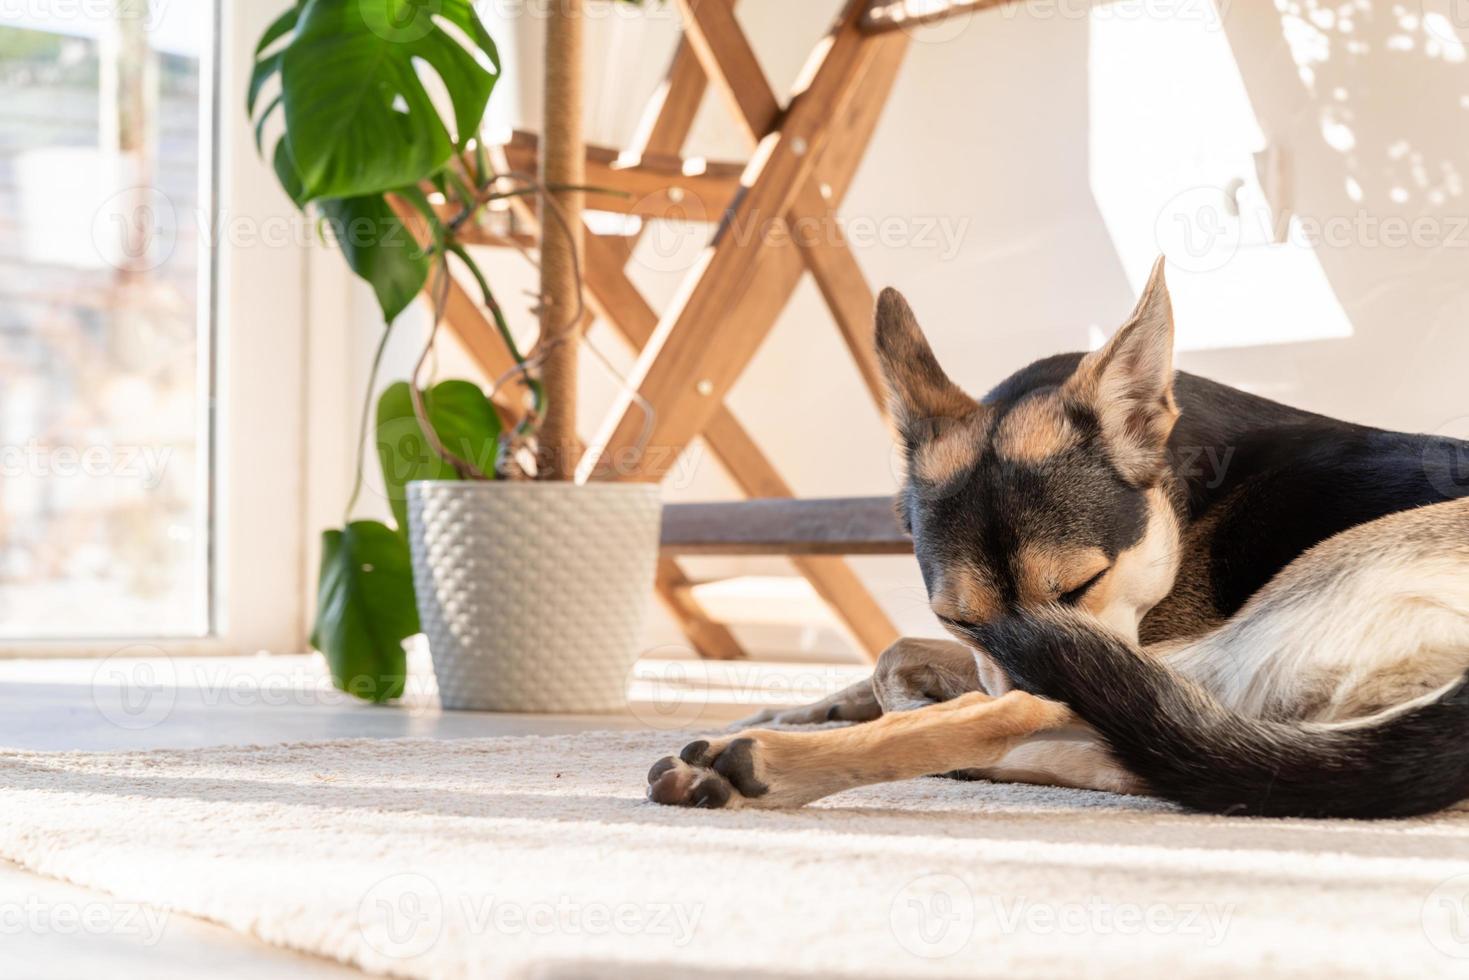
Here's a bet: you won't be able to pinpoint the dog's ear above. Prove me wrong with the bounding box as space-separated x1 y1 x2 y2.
875 288 978 452
1064 256 1179 485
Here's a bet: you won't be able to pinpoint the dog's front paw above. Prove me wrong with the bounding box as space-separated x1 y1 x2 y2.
646 736 771 809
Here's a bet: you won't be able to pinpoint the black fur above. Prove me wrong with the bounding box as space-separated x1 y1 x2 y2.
949 609 1469 819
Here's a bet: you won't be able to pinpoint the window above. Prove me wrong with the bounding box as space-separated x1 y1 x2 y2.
0 4 213 640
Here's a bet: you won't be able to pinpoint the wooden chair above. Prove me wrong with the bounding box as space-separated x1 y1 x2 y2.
419 0 994 661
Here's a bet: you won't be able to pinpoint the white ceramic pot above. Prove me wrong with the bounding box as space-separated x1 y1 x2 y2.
407 481 662 712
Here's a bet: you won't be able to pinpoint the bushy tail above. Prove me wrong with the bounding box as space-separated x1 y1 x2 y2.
948 609 1469 818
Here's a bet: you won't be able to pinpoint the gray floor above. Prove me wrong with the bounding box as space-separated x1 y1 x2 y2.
0 652 842 977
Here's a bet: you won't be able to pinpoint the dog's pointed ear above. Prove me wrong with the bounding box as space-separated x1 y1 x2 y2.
875 288 978 450
1064 256 1179 485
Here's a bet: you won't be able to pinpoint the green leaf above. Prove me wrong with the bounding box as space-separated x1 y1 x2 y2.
281 0 499 202
247 5 299 121
256 3 303 57
254 94 281 155
313 521 419 703
272 139 306 208
317 193 428 322
376 379 501 534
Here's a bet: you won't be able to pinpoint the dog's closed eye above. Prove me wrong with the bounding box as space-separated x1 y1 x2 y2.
1059 567 1110 605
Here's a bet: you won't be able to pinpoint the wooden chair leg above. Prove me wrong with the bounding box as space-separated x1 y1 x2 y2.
583 3 903 484
678 0 899 414
569 231 895 660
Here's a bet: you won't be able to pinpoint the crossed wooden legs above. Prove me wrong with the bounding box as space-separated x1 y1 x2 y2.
583 2 908 486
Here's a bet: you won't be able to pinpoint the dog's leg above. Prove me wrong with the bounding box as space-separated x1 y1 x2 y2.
949 731 1141 795
647 691 1076 809
733 636 991 727
732 675 882 727
873 636 1002 710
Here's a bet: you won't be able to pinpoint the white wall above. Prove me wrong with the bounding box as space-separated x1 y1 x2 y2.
328 0 1469 662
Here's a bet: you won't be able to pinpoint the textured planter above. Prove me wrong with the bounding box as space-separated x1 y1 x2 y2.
407 481 662 712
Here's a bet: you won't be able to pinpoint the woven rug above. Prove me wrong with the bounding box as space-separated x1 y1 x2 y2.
3 731 1469 978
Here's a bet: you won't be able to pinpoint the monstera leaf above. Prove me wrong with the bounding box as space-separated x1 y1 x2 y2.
247 0 497 321
313 521 420 703
317 194 429 322
280 0 499 202
376 379 502 535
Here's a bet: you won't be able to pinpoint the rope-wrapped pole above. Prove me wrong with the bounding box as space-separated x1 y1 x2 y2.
536 0 585 480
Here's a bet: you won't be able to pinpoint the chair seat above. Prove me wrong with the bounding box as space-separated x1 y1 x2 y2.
660 496 911 556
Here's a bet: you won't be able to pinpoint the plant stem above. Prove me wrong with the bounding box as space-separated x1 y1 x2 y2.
345 319 395 521
536 0 585 481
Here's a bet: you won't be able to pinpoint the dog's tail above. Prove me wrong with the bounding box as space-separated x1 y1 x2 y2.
947 609 1469 818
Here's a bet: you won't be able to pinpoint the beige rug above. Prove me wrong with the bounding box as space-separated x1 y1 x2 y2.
3 731 1469 979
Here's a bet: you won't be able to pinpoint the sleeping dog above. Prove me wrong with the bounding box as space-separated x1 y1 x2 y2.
646 257 1469 818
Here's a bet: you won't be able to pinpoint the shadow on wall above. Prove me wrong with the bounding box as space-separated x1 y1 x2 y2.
1192 0 1469 429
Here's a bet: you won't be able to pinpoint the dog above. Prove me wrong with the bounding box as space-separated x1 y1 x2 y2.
646 257 1469 818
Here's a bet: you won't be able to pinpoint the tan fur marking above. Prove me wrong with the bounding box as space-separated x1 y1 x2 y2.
930 566 1003 625
1083 485 1182 642
914 417 983 484
1016 542 1110 606
993 394 1078 463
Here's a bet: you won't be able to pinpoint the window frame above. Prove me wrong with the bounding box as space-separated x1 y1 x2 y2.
0 0 319 658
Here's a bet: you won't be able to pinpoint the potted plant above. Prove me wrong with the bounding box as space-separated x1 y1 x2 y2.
249 0 661 711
